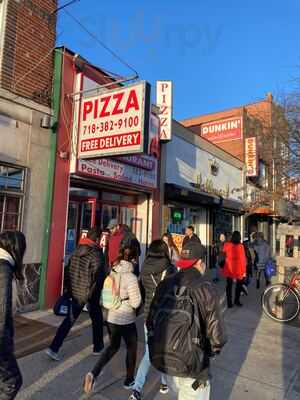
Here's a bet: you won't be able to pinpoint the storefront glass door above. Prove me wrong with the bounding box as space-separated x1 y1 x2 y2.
65 198 97 259
120 206 136 230
101 204 118 229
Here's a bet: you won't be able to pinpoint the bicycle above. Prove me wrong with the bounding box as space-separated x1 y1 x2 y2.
261 267 300 322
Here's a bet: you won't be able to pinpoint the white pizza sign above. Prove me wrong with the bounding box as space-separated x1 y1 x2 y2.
78 81 151 159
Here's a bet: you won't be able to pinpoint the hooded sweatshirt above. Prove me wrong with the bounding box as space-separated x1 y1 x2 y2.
141 252 174 321
107 260 141 325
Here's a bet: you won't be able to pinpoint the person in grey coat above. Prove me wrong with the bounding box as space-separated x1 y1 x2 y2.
0 231 26 400
253 232 272 288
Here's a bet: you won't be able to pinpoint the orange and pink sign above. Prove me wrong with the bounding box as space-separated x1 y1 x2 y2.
201 116 243 143
245 137 258 177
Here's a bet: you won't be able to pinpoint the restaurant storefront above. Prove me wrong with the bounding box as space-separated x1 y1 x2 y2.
42 48 160 307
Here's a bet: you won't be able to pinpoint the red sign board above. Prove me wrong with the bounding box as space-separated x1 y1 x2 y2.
78 81 151 159
245 137 258 177
201 116 243 143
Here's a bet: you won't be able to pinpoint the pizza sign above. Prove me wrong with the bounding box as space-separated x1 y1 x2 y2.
78 81 151 159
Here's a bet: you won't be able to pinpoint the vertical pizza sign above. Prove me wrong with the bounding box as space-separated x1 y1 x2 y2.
156 81 173 141
78 81 151 159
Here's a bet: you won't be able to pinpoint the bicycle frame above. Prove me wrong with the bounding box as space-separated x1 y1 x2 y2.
289 273 300 294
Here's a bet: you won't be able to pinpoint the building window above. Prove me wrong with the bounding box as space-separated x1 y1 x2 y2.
0 164 26 231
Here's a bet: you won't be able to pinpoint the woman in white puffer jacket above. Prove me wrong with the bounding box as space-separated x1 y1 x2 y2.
84 247 141 394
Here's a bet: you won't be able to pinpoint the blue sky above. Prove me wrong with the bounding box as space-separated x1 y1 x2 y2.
57 0 300 120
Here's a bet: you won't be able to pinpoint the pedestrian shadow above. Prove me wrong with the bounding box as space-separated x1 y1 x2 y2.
211 274 300 400
279 288 300 399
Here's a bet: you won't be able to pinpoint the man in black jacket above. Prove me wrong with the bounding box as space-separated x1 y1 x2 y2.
182 225 201 248
46 227 106 361
147 242 226 400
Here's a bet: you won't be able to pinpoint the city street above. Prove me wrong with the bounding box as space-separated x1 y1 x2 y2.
15 279 300 400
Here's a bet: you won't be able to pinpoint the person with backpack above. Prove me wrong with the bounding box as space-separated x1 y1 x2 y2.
128 240 176 400
147 241 226 400
252 232 272 288
46 227 106 361
0 231 26 400
83 247 141 394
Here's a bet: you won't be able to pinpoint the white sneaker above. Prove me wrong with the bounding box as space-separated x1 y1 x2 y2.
45 348 60 361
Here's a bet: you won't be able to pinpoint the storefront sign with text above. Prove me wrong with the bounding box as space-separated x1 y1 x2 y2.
245 137 258 177
78 81 151 159
201 116 243 143
156 81 172 141
77 157 157 189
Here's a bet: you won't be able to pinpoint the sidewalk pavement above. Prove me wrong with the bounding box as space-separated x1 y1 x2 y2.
16 277 300 400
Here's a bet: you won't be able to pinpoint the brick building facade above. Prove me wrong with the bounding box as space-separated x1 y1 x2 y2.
0 0 57 310
181 94 291 252
0 0 56 105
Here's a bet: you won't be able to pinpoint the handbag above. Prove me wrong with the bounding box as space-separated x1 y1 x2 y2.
53 294 71 316
265 259 276 279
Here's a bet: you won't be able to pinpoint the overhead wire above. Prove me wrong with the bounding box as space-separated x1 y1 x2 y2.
51 0 81 14
62 8 139 79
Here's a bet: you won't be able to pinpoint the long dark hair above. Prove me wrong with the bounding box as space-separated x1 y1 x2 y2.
231 231 241 245
0 231 26 280
162 233 179 255
114 246 136 265
147 239 170 259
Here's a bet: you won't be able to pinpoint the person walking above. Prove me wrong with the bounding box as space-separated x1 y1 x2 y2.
222 231 247 308
107 221 141 275
129 240 176 400
162 233 180 265
107 220 124 267
147 241 226 400
252 232 272 288
0 231 26 400
213 233 226 283
182 225 201 248
122 225 141 277
83 247 141 394
46 227 106 361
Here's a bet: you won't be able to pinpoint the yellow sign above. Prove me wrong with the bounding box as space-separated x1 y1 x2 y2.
171 234 185 253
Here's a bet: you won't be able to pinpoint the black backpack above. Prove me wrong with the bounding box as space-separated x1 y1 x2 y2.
148 282 206 378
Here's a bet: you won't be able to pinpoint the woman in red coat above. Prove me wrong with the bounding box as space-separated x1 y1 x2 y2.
222 231 246 308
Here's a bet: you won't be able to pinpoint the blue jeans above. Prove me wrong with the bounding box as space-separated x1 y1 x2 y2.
133 325 166 392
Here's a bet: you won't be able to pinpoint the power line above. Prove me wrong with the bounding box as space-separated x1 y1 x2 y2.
51 0 81 14
63 9 139 79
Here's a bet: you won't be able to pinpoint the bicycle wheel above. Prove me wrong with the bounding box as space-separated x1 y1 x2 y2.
261 283 300 322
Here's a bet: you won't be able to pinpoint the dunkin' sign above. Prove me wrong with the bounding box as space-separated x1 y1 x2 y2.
201 116 243 144
78 81 151 159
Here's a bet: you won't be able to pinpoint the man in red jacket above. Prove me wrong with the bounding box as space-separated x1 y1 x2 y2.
107 219 124 267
